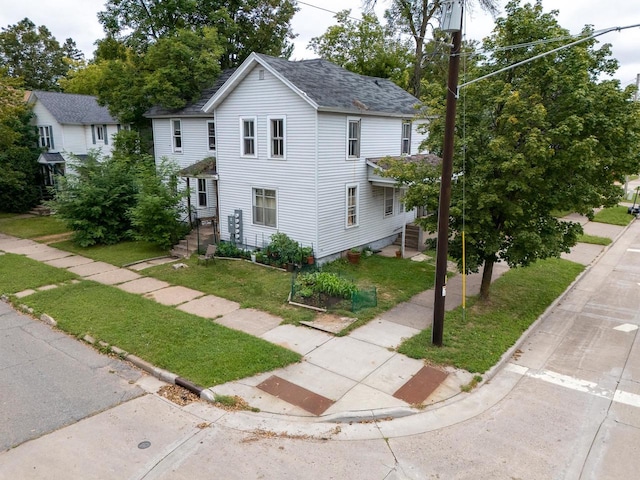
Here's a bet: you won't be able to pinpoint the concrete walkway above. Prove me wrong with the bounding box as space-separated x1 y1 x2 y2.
0 215 625 421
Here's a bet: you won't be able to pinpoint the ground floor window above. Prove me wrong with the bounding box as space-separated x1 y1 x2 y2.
253 188 276 227
346 184 359 227
197 178 207 207
384 187 395 217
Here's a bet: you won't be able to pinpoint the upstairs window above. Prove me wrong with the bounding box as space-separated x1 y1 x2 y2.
241 117 256 157
38 126 53 149
207 120 216 151
172 119 182 152
96 125 104 141
401 121 411 155
269 117 285 159
347 118 360 159
91 124 108 145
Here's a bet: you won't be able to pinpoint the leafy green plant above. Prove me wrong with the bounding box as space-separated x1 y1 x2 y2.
265 232 301 266
216 241 242 258
295 272 357 299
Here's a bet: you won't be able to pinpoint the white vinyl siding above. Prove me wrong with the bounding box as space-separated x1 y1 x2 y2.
347 117 360 159
253 188 277 227
346 184 359 227
172 119 182 153
207 120 216 151
401 121 411 155
384 187 395 217
240 117 257 157
268 116 285 159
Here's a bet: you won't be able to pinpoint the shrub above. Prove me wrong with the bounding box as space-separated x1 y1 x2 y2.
265 232 301 267
216 241 242 258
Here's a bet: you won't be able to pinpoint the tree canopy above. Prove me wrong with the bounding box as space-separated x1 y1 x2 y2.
308 10 413 89
97 0 298 69
0 18 82 91
384 0 640 299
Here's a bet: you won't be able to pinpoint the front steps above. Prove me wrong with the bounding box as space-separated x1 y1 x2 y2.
170 229 214 258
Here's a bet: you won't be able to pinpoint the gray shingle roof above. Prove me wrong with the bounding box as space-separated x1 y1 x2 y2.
31 91 118 125
144 69 237 117
255 54 420 116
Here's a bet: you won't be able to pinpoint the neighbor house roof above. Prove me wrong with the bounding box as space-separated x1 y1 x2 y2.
29 91 118 125
144 69 237 118
203 53 423 117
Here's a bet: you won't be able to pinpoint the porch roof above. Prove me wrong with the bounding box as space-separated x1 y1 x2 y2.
366 153 442 187
179 157 218 178
37 152 65 164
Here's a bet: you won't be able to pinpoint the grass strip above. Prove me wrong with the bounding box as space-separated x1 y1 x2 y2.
0 215 69 239
0 253 77 294
398 258 584 373
577 234 611 246
593 206 634 226
21 280 301 386
50 240 168 266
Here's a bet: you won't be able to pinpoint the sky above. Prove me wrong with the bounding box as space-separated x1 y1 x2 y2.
1 0 639 87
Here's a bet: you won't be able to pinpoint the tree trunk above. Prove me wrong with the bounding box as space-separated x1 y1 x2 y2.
411 35 424 98
480 258 494 300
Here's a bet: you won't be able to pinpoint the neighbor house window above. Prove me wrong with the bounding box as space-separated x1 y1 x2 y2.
240 117 256 156
207 120 216 151
269 117 285 159
172 119 182 152
96 125 104 141
347 118 361 159
38 126 53 149
253 188 276 227
346 184 359 227
91 124 108 145
384 187 395 217
197 179 207 207
401 121 411 155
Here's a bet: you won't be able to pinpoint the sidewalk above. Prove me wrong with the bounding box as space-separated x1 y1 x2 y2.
0 215 625 422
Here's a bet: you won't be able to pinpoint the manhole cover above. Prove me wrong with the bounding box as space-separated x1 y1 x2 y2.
138 441 151 449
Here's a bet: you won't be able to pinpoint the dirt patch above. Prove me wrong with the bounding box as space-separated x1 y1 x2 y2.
300 313 357 334
34 232 73 244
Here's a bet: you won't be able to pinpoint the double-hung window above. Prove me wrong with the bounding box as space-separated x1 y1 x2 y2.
269 117 285 159
384 187 395 217
253 188 276 227
401 120 411 155
241 117 256 156
197 179 207 207
207 120 216 151
347 118 361 159
172 119 182 152
96 125 104 141
346 184 359 227
38 126 53 149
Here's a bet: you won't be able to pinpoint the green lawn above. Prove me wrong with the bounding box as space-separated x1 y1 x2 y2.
20 280 300 386
398 257 584 373
51 240 169 266
593 206 635 226
0 253 77 294
0 215 69 239
577 234 611 246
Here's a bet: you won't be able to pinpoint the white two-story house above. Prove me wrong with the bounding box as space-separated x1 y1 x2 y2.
146 53 429 262
28 91 122 186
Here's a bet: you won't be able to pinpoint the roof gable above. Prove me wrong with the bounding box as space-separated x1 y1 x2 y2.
203 53 421 117
30 91 118 125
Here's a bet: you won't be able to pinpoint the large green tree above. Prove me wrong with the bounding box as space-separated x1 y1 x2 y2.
63 28 222 126
0 71 41 212
308 10 413 88
0 18 82 91
97 0 298 68
365 0 498 97
385 0 640 299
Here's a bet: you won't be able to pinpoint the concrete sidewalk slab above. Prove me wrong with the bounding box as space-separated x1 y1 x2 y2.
117 277 172 294
85 268 142 285
44 255 94 268
0 238 38 253
360 353 425 395
350 319 420 349
583 222 625 239
25 246 72 262
380 301 432 330
214 308 279 336
274 361 357 400
305 336 396 382
127 257 177 271
178 294 239 319
324 383 408 415
561 243 604 265
562 213 590 225
145 285 204 306
210 381 312 416
68 261 119 277
259 324 333 355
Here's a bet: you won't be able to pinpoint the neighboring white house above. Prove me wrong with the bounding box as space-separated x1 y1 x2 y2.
27 91 122 186
146 53 430 262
